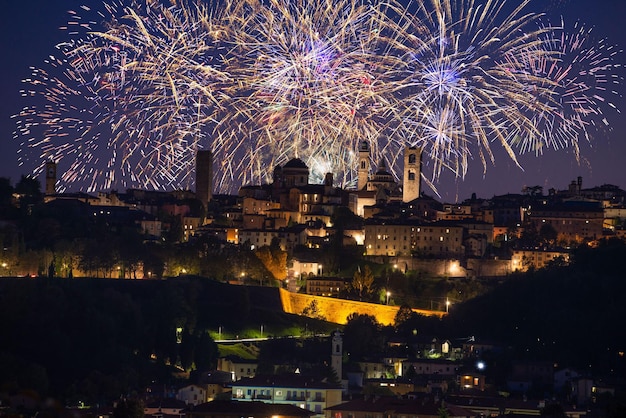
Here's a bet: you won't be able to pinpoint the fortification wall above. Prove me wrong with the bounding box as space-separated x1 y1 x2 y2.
279 288 444 325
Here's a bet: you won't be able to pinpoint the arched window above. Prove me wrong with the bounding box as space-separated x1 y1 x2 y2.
408 153 417 164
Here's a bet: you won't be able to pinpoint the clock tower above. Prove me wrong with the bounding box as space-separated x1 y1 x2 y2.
45 161 57 195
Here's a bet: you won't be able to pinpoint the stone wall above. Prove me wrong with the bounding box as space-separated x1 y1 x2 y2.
279 288 444 325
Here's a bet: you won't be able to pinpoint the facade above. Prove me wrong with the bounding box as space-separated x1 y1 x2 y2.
217 356 258 381
529 200 604 244
327 398 472 418
231 375 343 418
290 258 324 279
187 400 314 418
364 221 464 257
144 398 187 418
176 384 207 406
401 359 459 377
305 277 347 297
511 249 570 271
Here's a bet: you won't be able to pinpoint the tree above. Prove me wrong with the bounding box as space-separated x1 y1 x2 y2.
113 399 144 418
394 304 417 328
438 406 450 418
255 245 287 281
194 332 218 372
15 175 43 208
350 265 374 301
343 313 384 360
539 223 558 247
302 300 325 320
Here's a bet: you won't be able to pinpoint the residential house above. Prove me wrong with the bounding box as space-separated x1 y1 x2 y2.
511 249 570 271
326 397 473 418
231 374 343 418
364 220 464 257
305 277 347 297
186 400 314 418
177 384 207 406
144 398 187 418
217 356 258 381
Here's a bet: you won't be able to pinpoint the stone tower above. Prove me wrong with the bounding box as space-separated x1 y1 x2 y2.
402 146 422 203
357 141 370 191
331 331 343 381
195 150 213 211
45 161 57 195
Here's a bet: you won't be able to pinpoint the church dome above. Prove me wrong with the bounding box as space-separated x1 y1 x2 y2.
284 158 308 169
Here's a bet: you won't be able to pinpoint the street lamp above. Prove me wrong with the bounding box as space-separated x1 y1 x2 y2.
446 297 450 313
386 291 391 305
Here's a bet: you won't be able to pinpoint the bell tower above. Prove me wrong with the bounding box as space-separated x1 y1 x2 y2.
357 141 370 191
195 150 213 212
331 331 343 381
45 161 57 195
402 146 422 203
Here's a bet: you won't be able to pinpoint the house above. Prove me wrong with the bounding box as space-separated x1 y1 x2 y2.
144 398 187 418
198 370 234 401
401 359 458 377
177 384 207 406
511 249 570 271
364 220 464 258
326 397 473 418
458 371 486 392
217 356 258 381
528 200 604 244
231 374 343 418
506 360 554 394
446 395 587 418
305 277 347 297
186 400 314 418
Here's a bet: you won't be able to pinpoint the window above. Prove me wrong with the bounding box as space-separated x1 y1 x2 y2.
408 171 415 180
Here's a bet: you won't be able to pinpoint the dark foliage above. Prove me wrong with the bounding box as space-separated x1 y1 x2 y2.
445 238 626 376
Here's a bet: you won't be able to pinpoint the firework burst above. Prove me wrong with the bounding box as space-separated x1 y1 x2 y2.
13 0 623 194
16 0 233 192
395 0 562 182
226 0 405 188
503 19 623 158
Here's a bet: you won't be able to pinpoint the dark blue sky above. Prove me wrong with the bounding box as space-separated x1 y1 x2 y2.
0 0 624 202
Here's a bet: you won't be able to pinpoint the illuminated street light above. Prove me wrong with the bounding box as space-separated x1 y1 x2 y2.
446 298 450 313
386 291 391 305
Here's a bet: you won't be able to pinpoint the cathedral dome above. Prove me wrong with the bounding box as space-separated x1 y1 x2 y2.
284 158 308 169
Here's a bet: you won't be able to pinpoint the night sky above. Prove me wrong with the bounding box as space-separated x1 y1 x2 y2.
0 0 624 202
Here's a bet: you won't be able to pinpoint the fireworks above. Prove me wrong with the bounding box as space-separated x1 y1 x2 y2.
16 0 233 192
224 0 404 188
395 0 558 182
13 0 622 194
503 20 623 159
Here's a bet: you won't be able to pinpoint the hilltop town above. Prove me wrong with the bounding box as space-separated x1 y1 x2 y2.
1 147 626 417
3 145 624 280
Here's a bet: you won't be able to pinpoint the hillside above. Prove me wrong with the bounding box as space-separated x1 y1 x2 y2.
0 277 335 403
446 238 626 375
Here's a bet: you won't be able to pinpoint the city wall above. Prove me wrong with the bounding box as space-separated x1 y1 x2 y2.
278 288 444 325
